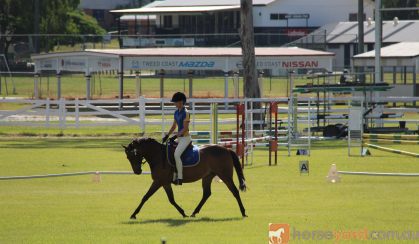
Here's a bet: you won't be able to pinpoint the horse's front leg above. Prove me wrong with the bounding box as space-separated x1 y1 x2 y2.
130 181 161 219
163 184 188 217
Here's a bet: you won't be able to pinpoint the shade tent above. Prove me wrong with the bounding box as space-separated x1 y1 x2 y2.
32 47 334 99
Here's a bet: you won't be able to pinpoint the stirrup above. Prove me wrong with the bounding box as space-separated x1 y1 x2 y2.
173 179 183 185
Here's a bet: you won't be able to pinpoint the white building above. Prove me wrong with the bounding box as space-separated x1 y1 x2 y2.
292 20 419 69
79 0 153 30
112 0 375 47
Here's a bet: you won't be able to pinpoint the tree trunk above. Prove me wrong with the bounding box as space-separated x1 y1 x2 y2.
240 0 264 129
240 0 260 99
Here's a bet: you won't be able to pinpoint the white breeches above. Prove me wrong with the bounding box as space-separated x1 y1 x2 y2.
174 135 192 179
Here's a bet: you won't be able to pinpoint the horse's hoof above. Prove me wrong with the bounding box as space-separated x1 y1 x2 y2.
190 214 196 218
242 214 248 218
183 215 189 218
130 216 136 220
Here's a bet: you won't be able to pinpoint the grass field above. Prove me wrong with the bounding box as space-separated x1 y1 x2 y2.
1 71 416 100
1 75 291 99
0 137 418 243
1 72 418 243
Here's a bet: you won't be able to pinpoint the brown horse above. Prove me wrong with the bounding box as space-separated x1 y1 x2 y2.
123 137 247 219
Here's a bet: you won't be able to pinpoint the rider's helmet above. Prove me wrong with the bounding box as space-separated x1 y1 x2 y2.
171 92 187 104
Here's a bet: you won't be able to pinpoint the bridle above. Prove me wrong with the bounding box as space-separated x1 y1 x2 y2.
133 148 147 166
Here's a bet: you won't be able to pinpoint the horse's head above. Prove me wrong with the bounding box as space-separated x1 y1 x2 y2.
122 139 146 175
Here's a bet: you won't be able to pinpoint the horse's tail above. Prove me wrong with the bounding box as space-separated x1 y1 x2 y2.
229 150 247 192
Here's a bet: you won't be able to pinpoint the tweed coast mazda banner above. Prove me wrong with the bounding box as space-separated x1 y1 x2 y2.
124 57 227 71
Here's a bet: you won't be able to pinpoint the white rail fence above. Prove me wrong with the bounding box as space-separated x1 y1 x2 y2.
0 97 418 131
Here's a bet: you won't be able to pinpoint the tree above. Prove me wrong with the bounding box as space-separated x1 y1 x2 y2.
240 0 264 129
371 0 419 20
240 0 260 99
0 0 106 60
382 0 419 20
0 0 33 61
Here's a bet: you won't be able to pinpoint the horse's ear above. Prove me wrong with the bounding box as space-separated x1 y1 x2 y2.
122 145 128 150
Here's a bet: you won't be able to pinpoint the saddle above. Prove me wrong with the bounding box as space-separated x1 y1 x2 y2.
166 139 200 168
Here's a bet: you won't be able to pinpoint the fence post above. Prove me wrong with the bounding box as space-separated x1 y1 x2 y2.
161 99 165 137
160 70 165 98
211 103 218 144
75 98 80 128
224 72 229 98
34 73 40 99
139 96 145 133
191 100 196 131
136 71 141 98
56 72 61 99
86 74 91 100
59 98 64 129
45 98 50 128
188 70 193 99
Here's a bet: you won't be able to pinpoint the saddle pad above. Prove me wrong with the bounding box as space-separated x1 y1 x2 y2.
168 144 200 167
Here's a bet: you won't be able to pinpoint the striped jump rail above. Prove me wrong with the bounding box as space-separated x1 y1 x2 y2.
0 171 149 181
363 134 419 141
364 143 419 158
338 171 419 177
363 138 419 145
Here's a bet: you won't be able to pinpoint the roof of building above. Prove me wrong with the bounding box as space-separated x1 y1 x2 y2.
154 0 276 7
354 42 419 59
32 47 335 73
84 47 334 57
32 47 334 60
111 0 276 14
292 20 419 45
112 5 241 14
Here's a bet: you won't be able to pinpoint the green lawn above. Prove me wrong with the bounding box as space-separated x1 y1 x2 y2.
1 74 297 99
0 138 418 243
0 71 418 243
1 71 416 100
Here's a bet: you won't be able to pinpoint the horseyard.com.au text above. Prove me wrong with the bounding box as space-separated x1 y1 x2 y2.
268 223 419 243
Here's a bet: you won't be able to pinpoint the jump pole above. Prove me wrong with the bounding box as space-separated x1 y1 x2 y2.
211 103 218 145
338 171 419 177
236 103 245 168
364 143 419 158
269 102 278 166
363 138 419 145
363 134 419 141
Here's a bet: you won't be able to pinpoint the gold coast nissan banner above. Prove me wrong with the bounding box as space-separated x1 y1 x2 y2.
124 56 332 72
231 56 333 71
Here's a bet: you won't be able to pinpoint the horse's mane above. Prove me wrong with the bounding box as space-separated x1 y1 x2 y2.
129 137 162 151
132 137 160 146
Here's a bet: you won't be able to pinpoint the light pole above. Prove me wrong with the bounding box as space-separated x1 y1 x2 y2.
374 0 382 84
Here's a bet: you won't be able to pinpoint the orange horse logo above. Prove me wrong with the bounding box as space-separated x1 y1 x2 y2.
269 223 290 244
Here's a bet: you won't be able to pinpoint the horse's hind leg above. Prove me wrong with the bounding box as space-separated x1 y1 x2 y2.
163 184 188 218
220 176 247 217
130 181 161 219
191 173 215 217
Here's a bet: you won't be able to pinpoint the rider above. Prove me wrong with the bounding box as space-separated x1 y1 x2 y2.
162 92 191 186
